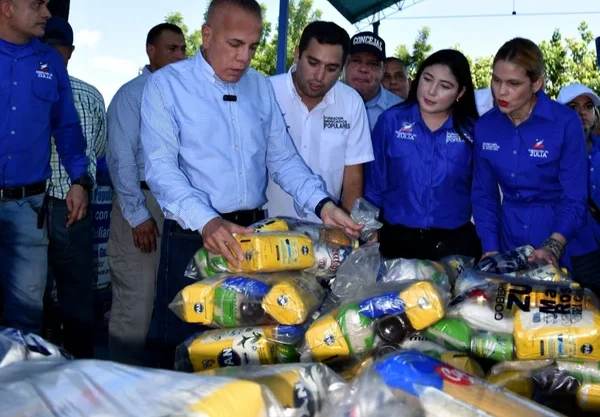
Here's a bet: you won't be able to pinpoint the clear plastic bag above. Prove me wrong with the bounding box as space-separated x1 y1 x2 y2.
200 363 346 417
350 198 383 242
299 281 446 364
0 327 72 368
440 255 476 286
329 349 563 417
175 325 306 372
474 245 535 274
0 359 284 417
425 279 600 362
184 218 359 280
170 273 325 327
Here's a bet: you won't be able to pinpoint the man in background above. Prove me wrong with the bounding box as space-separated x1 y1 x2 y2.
106 23 186 365
382 57 410 100
266 21 373 221
43 16 106 358
343 31 402 131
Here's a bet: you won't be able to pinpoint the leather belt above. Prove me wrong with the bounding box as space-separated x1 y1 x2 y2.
220 209 265 226
0 181 46 200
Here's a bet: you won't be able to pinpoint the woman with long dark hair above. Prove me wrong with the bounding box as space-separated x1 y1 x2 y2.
365 49 482 261
472 38 598 293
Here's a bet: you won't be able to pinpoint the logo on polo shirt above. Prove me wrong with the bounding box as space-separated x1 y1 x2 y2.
323 116 350 130
395 122 416 141
529 139 549 158
446 132 471 144
36 62 53 80
352 35 383 52
482 142 500 151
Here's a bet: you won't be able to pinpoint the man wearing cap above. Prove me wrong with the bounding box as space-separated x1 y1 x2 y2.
265 21 373 221
0 0 90 335
42 16 106 358
343 31 402 131
106 22 186 366
382 57 410 100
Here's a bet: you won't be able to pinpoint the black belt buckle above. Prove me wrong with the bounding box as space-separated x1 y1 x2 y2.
0 185 24 200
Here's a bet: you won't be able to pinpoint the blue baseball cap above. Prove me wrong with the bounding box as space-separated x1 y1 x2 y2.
43 16 74 46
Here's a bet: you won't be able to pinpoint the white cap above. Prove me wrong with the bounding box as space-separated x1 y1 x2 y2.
556 83 600 106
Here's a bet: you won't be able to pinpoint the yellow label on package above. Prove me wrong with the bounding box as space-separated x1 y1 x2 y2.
187 327 277 371
173 278 221 324
263 275 322 325
232 234 314 273
400 281 445 330
577 383 600 411
514 307 600 360
189 380 269 417
487 371 535 399
304 314 350 363
439 352 485 378
253 219 290 233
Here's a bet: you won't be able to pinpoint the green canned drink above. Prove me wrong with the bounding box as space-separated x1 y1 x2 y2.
471 333 515 361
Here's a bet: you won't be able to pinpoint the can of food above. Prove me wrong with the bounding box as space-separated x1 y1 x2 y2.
471 333 515 362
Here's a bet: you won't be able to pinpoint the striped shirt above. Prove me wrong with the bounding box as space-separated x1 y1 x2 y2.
49 76 107 199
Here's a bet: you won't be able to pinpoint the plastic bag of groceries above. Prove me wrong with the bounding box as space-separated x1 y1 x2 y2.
298 280 446 365
424 279 600 362
439 255 476 288
335 334 485 383
170 273 325 327
0 359 284 417
349 197 383 242
331 244 451 301
175 325 305 372
0 327 72 368
488 359 600 414
185 217 358 280
201 363 346 417
327 350 563 417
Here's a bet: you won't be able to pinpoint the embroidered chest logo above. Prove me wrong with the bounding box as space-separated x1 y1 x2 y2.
323 116 350 130
482 142 500 151
395 122 417 141
529 139 549 158
446 132 470 144
36 62 53 80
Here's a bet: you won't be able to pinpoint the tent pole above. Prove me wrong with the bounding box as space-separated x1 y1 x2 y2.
276 0 290 74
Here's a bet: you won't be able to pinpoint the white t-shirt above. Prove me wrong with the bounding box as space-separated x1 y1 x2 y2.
266 66 374 223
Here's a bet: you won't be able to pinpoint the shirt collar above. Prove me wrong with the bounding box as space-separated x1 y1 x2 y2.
409 100 454 133
194 49 241 88
365 87 383 109
0 37 40 58
531 90 555 122
286 64 335 107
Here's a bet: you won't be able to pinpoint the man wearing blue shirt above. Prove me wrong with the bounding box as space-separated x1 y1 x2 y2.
343 32 402 131
141 0 361 364
0 0 90 334
106 23 186 366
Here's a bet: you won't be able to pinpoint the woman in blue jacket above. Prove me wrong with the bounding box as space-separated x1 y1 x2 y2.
365 49 481 261
472 38 592 280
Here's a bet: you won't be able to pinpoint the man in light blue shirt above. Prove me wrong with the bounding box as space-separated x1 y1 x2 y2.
106 23 186 366
140 0 361 365
343 32 402 131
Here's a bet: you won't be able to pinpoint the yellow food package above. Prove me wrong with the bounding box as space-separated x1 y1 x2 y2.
169 277 222 324
318 227 359 248
400 281 445 330
234 233 315 273
487 370 535 399
262 274 323 325
179 326 301 372
513 307 600 360
577 383 600 412
253 218 290 233
190 379 272 417
439 352 485 379
304 314 351 363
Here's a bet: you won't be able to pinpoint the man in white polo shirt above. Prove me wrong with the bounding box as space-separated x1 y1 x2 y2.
266 21 373 222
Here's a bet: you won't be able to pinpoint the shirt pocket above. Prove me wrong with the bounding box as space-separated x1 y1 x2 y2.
319 132 347 173
386 136 415 187
31 78 59 115
445 140 473 167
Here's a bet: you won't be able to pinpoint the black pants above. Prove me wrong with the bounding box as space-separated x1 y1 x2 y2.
44 197 95 359
379 222 482 261
151 209 265 369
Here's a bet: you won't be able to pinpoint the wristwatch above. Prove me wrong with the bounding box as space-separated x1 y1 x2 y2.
72 174 94 192
315 197 335 219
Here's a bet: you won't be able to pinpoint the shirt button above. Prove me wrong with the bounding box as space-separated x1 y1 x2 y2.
10 131 15 135
516 193 521 197
513 150 517 155
524 225 529 230
511 173 515 178
594 186 597 190
11 106 15 111
13 81 17 85
591 168 595 172
7 156 11 159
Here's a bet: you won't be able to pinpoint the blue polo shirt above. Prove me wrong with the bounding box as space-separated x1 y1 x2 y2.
365 101 474 229
0 38 88 187
472 91 591 268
